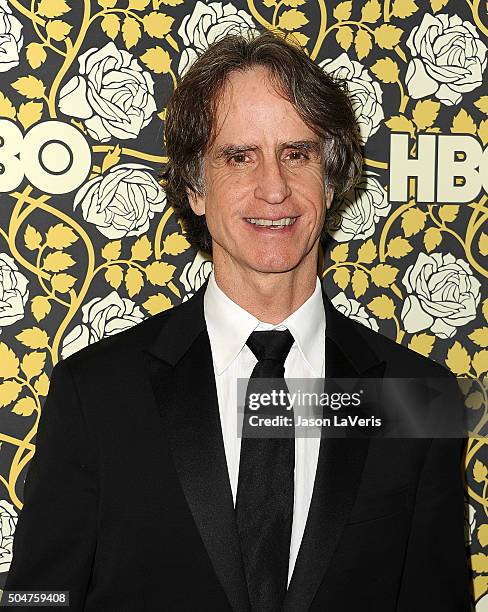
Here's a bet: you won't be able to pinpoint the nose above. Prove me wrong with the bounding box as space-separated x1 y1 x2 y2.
253 154 291 204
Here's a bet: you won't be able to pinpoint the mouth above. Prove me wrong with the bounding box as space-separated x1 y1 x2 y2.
245 216 298 229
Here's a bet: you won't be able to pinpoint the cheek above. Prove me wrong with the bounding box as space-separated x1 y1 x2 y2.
207 165 253 195
203 193 244 237
206 179 252 222
292 180 327 221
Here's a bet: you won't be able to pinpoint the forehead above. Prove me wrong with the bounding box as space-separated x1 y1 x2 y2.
211 66 315 143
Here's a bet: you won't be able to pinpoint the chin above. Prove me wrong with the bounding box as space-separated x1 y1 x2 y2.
246 252 303 274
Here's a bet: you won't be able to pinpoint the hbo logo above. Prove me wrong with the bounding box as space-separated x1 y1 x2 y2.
389 133 488 203
0 119 91 195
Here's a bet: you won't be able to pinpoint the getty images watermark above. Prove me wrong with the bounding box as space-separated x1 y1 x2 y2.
236 377 486 439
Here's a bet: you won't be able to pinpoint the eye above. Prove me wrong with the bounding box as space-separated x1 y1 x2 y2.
228 153 249 165
286 150 309 162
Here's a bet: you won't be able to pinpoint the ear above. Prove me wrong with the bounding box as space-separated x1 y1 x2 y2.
325 186 334 210
186 187 206 216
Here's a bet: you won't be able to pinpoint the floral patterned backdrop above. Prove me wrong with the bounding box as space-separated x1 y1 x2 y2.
0 0 486 607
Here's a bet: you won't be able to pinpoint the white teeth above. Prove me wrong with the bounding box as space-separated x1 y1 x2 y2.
246 217 296 227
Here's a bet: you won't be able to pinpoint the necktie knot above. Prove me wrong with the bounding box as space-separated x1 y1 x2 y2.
246 329 295 365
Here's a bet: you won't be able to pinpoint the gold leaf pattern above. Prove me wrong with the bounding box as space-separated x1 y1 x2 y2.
424 227 443 252
131 236 153 262
0 343 20 379
51 273 76 293
438 205 459 223
37 0 70 19
473 553 488 574
20 352 46 382
140 46 172 73
391 0 418 18
143 12 174 38
386 236 413 258
33 372 50 397
336 26 353 51
122 16 142 49
145 261 176 286
408 333 435 357
31 296 52 322
451 109 477 135
26 43 47 69
24 225 42 251
333 1 352 21
15 328 49 349
361 0 381 23
128 0 150 8
401 208 426 237
333 267 351 289
373 24 402 49
105 265 124 289
472 350 488 377
446 342 471 375
469 328 488 348
354 29 372 60
45 20 72 42
370 263 399 287
101 14 120 40
17 102 43 130
475 96 488 114
101 240 122 261
143 293 172 314
331 242 349 263
478 524 488 549
0 92 16 119
467 391 484 410
367 295 395 319
0 381 22 408
163 232 191 255
278 9 308 30
351 269 369 297
45 224 78 249
385 115 415 135
11 76 46 100
0 2 485 600
42 251 75 272
479 233 488 256
356 239 377 263
125 267 145 297
12 397 37 417
412 99 440 130
430 0 449 11
371 57 399 83
474 459 488 483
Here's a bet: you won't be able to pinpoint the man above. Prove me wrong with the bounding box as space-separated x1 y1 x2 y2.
3 30 471 611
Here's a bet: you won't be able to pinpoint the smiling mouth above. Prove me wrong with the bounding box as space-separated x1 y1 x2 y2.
245 217 297 228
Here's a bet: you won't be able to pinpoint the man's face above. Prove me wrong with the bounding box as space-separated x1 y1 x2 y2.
188 66 333 277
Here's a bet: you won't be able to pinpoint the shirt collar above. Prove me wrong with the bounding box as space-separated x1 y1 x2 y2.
204 270 325 376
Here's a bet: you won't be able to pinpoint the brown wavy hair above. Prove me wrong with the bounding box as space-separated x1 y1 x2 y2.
159 29 363 254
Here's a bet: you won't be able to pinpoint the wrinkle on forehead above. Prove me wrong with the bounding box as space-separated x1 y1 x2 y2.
208 65 293 152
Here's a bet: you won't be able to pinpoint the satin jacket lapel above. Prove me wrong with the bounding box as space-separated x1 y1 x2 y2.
283 287 386 612
142 282 250 612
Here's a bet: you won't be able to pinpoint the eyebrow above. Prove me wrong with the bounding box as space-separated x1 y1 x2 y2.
213 139 322 159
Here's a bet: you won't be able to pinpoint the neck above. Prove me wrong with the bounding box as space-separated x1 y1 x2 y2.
212 255 319 325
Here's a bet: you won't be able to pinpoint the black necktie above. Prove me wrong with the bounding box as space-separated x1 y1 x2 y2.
236 329 295 612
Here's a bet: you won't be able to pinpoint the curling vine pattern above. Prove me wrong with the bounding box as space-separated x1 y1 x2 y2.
0 0 486 604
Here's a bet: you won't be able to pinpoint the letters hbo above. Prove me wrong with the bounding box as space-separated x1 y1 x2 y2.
2 118 485 205
389 133 488 203
0 119 91 194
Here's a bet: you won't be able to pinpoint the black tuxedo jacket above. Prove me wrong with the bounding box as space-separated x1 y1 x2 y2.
3 282 471 611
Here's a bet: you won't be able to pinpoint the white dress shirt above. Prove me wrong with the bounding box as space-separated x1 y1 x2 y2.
203 270 326 586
